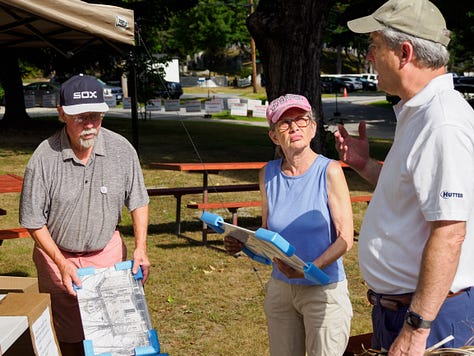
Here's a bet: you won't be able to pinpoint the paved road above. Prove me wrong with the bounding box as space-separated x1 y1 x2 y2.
322 94 396 139
2 93 396 139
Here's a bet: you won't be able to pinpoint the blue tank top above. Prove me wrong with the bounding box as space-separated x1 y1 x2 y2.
265 155 346 285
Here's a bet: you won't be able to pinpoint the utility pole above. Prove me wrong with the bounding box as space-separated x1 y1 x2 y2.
249 0 257 93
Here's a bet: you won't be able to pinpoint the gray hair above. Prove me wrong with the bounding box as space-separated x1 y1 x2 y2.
379 27 449 69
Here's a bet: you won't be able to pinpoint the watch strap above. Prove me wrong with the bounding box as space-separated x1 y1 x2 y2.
405 309 432 329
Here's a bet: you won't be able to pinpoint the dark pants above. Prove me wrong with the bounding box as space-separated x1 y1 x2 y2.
371 287 473 350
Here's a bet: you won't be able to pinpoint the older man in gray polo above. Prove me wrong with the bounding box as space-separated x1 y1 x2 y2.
20 74 150 356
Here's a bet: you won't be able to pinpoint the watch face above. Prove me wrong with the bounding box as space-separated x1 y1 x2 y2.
405 310 432 329
406 312 422 328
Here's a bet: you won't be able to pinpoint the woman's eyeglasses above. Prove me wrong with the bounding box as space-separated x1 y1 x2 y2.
69 112 104 124
276 117 311 132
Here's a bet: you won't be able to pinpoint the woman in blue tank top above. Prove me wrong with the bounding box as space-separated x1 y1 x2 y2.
225 94 354 356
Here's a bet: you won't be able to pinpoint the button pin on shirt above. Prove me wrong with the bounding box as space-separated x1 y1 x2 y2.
100 186 108 194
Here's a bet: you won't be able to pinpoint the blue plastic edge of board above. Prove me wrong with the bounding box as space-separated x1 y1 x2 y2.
303 263 330 285
199 211 225 234
255 228 295 256
115 260 143 280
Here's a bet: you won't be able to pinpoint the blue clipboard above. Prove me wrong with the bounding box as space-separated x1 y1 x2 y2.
200 212 330 285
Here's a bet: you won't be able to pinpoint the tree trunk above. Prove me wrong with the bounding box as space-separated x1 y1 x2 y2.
247 0 332 155
0 51 30 128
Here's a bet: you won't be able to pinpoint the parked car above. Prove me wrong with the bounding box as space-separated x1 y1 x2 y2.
361 73 378 87
23 81 60 107
152 81 183 100
320 76 337 93
359 77 378 91
96 79 123 103
321 76 357 93
340 76 363 91
454 76 474 99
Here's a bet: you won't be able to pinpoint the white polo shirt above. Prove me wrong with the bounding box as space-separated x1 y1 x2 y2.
359 74 474 294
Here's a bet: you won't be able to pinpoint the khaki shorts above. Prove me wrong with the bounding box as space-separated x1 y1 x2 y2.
33 230 127 343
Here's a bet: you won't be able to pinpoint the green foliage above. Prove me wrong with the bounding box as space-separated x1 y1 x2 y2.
239 66 253 78
320 49 361 74
124 51 168 104
166 0 251 64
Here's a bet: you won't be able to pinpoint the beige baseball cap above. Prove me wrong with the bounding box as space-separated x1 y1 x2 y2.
347 0 451 46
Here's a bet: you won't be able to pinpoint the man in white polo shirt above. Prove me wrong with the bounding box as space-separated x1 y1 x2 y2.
20 74 150 356
334 0 474 355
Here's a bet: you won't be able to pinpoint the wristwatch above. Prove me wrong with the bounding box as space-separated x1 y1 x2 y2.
405 309 432 329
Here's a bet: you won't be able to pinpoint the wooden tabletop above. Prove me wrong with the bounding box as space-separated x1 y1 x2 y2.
0 174 23 194
150 162 267 172
149 161 379 172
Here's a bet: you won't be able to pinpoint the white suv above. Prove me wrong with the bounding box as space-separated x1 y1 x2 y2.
361 73 378 86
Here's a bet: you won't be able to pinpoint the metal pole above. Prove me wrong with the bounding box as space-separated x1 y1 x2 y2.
249 0 257 94
129 49 140 155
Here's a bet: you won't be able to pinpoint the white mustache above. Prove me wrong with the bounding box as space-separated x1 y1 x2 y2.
80 128 97 137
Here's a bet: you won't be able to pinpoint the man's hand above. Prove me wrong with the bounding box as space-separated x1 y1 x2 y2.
58 259 81 296
133 247 151 284
334 121 370 171
388 324 429 356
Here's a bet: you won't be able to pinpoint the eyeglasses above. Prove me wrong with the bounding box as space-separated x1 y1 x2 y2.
68 112 104 124
276 117 311 132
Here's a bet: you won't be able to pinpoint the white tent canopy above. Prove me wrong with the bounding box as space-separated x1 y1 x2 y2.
0 0 141 149
0 0 134 55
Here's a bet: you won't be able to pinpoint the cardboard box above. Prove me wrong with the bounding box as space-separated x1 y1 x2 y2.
0 276 39 294
0 293 61 355
343 333 373 355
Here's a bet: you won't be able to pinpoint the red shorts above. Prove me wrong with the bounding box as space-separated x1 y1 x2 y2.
33 230 127 343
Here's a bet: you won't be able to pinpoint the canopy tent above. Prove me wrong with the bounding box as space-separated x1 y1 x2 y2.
0 0 140 149
0 0 134 53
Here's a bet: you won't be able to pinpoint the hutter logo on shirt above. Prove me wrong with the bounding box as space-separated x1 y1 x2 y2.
440 190 463 199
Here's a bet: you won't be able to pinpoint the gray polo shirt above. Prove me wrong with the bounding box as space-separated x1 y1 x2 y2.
20 127 149 252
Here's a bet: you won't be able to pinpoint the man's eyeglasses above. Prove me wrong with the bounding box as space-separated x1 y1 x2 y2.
69 112 104 124
276 117 311 132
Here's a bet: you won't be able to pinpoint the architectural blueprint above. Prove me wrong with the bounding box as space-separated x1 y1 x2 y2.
76 262 154 356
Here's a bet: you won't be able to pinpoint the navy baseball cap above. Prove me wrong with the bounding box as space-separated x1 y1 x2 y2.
60 74 109 115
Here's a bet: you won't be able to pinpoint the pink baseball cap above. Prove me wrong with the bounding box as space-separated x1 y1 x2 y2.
266 94 311 125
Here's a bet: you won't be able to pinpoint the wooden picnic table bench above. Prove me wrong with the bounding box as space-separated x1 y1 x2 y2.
187 201 262 225
187 194 371 236
0 228 30 246
146 183 259 235
0 174 26 246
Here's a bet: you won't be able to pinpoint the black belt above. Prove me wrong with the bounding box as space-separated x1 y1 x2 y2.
367 290 412 311
367 287 470 312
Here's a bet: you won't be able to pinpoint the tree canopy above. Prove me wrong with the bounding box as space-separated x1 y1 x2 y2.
1 0 473 130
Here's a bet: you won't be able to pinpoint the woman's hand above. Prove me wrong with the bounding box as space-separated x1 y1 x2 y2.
273 258 304 279
224 235 244 255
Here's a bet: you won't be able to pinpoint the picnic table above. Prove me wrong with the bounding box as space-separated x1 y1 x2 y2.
0 174 23 194
0 174 29 244
0 174 23 216
149 161 376 243
149 162 266 243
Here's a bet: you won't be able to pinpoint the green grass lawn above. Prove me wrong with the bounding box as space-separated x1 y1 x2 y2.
0 116 391 355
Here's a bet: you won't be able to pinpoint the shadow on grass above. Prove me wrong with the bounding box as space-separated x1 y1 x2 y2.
0 270 31 277
120 216 262 253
